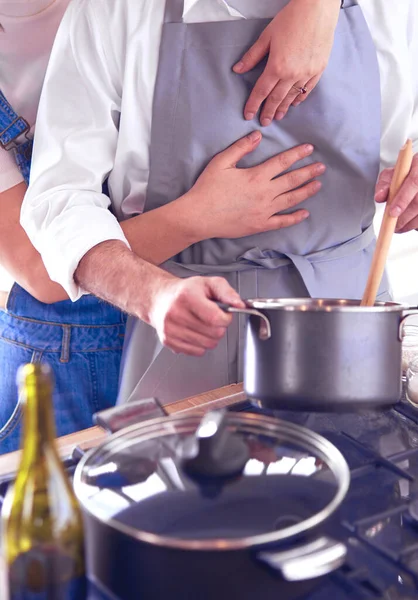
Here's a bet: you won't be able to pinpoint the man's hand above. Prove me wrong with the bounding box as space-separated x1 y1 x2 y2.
233 0 340 125
181 132 324 241
148 276 245 356
375 154 418 233
75 240 245 357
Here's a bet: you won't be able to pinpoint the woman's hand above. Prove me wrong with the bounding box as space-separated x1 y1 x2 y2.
182 131 325 241
119 133 324 267
233 0 341 126
375 154 418 233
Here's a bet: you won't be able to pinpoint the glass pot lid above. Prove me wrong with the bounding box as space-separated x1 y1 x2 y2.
74 411 350 550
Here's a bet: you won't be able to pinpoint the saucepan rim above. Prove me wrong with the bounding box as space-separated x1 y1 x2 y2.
245 298 407 313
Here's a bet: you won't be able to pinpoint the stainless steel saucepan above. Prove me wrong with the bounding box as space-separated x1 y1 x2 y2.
221 299 418 411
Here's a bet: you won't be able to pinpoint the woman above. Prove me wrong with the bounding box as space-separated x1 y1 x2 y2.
0 0 339 453
0 0 127 454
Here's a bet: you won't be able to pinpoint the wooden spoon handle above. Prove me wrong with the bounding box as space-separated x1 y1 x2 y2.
361 140 413 307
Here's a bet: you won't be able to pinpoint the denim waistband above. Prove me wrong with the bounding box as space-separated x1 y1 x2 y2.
0 308 126 356
6 284 126 326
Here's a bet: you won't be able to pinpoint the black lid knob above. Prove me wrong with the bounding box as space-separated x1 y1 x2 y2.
181 411 249 482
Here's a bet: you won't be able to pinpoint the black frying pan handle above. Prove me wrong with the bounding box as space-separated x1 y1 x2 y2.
93 398 167 434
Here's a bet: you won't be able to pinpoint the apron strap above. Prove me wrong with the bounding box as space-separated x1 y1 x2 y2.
162 0 356 22
164 0 184 23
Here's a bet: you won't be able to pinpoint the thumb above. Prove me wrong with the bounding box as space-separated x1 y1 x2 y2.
215 131 262 169
233 36 270 74
205 277 245 309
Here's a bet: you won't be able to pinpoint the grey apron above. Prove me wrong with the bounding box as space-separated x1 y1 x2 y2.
118 0 388 405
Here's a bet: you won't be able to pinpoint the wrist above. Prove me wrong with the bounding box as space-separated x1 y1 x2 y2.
127 256 177 324
171 190 210 245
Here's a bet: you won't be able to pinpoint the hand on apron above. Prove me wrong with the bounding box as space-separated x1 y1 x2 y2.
185 133 325 240
148 276 243 357
375 154 418 233
233 0 341 125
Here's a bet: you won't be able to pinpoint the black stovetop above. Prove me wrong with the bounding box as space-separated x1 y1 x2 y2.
3 396 418 599
239 399 418 599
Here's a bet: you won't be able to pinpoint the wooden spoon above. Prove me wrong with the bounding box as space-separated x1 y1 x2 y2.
361 140 413 307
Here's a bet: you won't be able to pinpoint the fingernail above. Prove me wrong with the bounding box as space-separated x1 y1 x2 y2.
305 144 314 153
245 112 255 121
248 131 262 143
261 118 272 127
316 164 326 174
275 112 285 121
233 61 244 73
293 101 301 107
391 206 402 217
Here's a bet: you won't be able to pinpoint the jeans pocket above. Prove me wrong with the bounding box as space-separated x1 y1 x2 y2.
0 348 43 448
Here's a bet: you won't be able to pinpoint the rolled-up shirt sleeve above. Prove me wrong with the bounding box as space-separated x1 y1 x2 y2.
21 0 129 301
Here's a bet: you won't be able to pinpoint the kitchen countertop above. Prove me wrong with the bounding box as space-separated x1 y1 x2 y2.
0 384 246 479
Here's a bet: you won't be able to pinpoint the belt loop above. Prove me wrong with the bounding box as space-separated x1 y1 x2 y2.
164 0 184 23
60 326 71 363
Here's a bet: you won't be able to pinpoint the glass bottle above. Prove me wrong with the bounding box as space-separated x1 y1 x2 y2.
406 356 418 407
402 325 418 381
1 363 87 599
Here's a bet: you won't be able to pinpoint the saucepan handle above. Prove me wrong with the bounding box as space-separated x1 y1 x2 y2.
399 306 418 342
215 302 272 341
256 536 347 582
93 398 168 434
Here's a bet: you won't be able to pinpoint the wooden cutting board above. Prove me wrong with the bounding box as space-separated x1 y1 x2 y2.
0 383 246 478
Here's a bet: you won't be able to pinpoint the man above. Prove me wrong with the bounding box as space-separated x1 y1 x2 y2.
22 0 418 404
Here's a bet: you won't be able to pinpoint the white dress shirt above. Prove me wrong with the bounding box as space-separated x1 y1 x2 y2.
21 0 418 301
359 0 418 303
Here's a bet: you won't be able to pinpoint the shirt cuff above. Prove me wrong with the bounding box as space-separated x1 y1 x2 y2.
38 207 130 302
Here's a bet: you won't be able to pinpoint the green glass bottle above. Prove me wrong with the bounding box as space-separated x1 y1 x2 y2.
1 364 87 599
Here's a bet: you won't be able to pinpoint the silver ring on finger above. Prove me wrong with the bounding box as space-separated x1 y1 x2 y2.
292 84 308 95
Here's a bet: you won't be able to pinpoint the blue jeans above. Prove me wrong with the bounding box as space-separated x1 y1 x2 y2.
0 285 127 454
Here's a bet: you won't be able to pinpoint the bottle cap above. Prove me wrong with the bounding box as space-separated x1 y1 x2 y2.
16 363 54 388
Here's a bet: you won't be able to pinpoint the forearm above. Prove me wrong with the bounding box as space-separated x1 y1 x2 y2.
120 192 203 265
0 183 67 303
74 240 176 322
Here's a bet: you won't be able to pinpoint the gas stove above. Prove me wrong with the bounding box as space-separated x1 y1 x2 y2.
2 396 418 599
